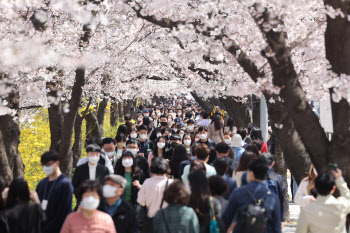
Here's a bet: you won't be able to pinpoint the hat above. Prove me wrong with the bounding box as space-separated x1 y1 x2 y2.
232 134 244 148
174 118 181 124
105 175 127 188
143 109 149 113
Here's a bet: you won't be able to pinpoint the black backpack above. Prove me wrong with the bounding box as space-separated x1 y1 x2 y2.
239 187 270 233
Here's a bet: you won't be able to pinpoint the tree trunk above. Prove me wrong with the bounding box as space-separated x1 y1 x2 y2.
110 100 118 127
123 99 132 117
0 130 14 184
251 95 260 127
72 114 83 168
324 0 350 183
97 98 108 135
58 68 85 177
220 96 252 128
272 133 290 222
86 110 102 139
268 100 311 184
191 92 216 113
48 104 63 151
118 101 124 121
0 115 24 182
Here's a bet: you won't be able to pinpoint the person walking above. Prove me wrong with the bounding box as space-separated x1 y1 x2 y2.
188 170 225 233
208 115 224 144
114 151 145 207
99 175 138 233
153 180 200 233
296 169 350 233
222 157 281 233
295 165 318 207
60 180 116 233
36 151 74 233
1 178 45 233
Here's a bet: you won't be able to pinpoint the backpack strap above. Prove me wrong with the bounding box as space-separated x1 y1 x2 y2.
245 187 271 205
160 179 169 209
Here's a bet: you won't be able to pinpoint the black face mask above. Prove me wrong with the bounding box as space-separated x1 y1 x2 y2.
165 135 171 141
160 122 167 127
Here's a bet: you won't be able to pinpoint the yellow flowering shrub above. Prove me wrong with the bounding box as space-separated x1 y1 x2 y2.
19 104 121 190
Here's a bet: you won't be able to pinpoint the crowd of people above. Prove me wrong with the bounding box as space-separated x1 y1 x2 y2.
0 95 349 233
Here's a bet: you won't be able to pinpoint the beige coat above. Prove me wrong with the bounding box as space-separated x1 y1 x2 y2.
296 177 350 233
208 123 224 144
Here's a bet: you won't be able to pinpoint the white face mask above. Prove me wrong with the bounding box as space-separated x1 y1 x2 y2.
157 133 162 138
88 156 100 165
105 151 115 159
187 125 194 131
122 158 134 167
168 118 172 122
224 139 232 145
157 142 166 149
313 168 318 176
138 117 143 121
139 134 147 140
81 196 100 210
199 134 207 140
127 148 138 156
130 134 137 138
43 164 55 176
184 140 191 146
177 112 182 116
103 185 118 198
144 113 149 117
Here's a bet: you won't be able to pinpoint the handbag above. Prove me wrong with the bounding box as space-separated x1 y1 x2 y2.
209 197 220 233
138 179 169 233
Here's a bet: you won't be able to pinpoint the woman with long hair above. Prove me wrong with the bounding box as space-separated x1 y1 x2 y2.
208 115 224 144
2 178 45 233
124 114 133 138
170 144 189 179
147 136 166 167
295 164 318 207
188 170 225 233
153 180 200 233
232 151 258 187
114 151 145 207
250 127 268 153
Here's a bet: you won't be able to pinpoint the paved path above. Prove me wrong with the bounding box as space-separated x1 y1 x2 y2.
283 201 300 233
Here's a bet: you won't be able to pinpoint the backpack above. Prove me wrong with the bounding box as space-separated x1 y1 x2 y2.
263 178 278 196
239 187 270 233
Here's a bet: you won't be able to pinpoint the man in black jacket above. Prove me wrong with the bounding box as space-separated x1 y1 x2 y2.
72 144 110 202
98 175 138 233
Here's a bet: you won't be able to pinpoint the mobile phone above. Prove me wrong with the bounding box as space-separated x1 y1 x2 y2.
329 163 338 172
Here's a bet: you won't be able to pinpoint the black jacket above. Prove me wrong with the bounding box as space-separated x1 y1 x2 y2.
98 199 139 233
0 203 46 233
72 163 110 197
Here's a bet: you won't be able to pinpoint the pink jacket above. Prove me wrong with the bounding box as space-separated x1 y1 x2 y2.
60 211 116 233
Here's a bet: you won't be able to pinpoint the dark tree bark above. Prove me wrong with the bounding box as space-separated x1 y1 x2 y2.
0 130 14 184
123 99 133 117
86 110 102 139
0 115 24 181
58 68 86 177
220 96 252 128
191 92 215 113
110 100 118 127
72 114 84 168
324 0 350 180
118 101 124 121
251 95 260 127
97 97 108 135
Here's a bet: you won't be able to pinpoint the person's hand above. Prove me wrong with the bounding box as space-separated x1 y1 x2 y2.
139 153 145 157
281 222 285 229
227 222 236 233
2 187 9 201
166 159 170 163
133 180 142 189
332 168 342 179
310 196 316 202
29 190 40 204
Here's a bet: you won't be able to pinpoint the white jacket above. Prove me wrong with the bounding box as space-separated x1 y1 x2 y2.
295 177 314 207
296 177 350 233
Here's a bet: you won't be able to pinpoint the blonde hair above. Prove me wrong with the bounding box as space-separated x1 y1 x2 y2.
306 164 318 195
